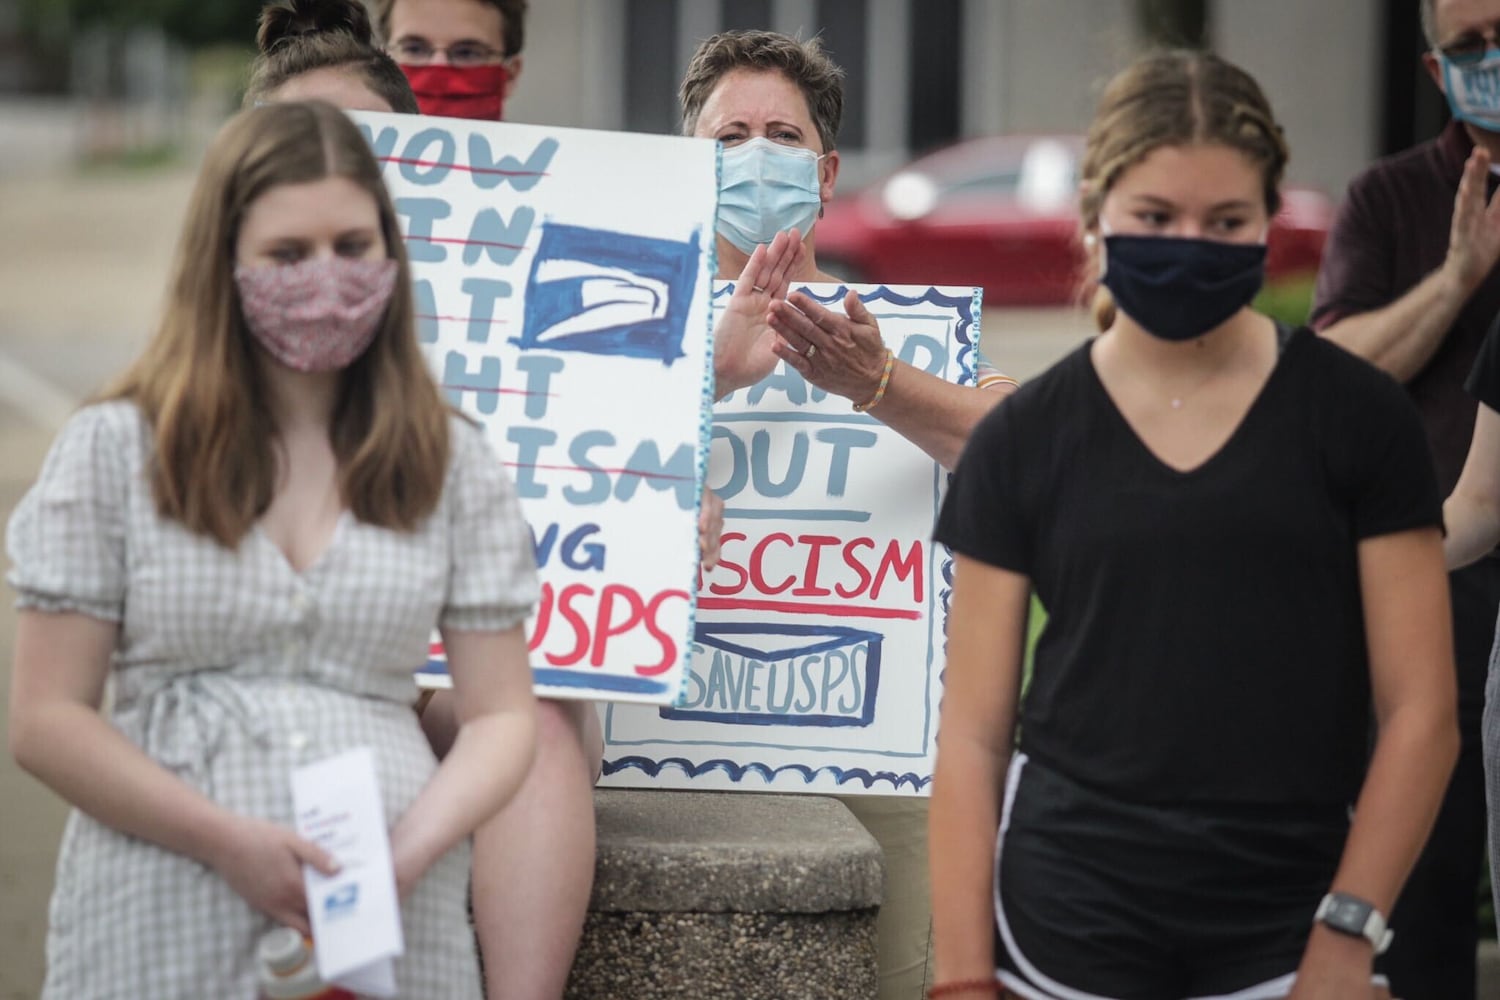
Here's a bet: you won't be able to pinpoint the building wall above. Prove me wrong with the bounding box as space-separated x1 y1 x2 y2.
1213 0 1382 198
505 0 1381 198
961 0 1139 141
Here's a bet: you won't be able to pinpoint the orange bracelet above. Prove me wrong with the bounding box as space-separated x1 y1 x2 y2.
854 348 895 412
927 978 1001 999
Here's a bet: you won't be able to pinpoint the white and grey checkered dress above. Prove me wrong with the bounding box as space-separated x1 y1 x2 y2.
7 400 538 1000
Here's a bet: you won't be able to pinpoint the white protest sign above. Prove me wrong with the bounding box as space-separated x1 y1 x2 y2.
350 111 719 705
600 283 980 794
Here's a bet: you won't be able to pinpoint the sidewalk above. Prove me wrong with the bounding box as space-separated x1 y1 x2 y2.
0 163 193 1000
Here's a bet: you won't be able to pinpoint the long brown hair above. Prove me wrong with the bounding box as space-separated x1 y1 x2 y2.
1078 51 1289 330
103 100 450 546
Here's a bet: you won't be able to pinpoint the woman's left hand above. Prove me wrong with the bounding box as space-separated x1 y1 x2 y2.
769 288 889 403
699 487 725 570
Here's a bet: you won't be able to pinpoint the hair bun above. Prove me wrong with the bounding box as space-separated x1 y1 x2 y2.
256 0 376 54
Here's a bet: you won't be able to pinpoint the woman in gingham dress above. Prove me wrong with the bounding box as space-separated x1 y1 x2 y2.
6 100 538 998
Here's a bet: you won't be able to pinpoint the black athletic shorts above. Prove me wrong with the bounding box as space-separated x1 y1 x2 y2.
992 755 1385 1000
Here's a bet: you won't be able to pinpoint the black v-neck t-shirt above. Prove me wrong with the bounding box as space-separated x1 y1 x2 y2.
935 327 1441 808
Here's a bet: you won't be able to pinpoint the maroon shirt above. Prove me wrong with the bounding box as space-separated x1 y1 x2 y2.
1311 121 1500 496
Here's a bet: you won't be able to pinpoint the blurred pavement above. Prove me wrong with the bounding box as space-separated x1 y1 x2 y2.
0 164 189 1000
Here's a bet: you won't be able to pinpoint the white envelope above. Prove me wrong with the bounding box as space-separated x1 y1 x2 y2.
292 747 404 996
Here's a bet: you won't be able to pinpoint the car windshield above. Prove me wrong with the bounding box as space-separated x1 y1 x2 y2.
913 136 1080 211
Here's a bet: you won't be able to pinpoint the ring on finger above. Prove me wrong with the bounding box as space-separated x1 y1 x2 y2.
751 284 766 293
805 342 818 359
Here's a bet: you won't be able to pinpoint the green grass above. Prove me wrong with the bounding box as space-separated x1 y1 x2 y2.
79 141 183 173
1254 274 1316 328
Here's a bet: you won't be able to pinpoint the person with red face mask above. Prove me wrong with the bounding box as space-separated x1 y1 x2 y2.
373 0 524 121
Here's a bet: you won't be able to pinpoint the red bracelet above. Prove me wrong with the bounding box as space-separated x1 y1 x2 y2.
927 978 1001 999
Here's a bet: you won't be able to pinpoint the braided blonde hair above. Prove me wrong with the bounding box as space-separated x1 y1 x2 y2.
1079 51 1289 330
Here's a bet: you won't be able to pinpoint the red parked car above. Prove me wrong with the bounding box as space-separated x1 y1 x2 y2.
814 134 1334 307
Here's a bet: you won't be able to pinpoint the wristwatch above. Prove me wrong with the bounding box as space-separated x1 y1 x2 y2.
1314 892 1393 955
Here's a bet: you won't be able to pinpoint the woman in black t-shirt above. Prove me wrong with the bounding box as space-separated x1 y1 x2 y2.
927 52 1456 1000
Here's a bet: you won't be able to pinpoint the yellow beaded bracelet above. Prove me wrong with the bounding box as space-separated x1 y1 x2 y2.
853 348 895 412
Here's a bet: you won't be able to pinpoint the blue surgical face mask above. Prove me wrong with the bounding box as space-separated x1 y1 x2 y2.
717 137 824 254
1100 231 1267 342
1439 51 1500 133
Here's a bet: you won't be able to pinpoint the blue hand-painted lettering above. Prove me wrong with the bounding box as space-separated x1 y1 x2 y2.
395 197 452 263
460 277 513 343
563 430 615 505
413 279 439 343
532 522 606 572
441 350 501 413
399 127 457 185
814 428 878 497
749 429 807 497
613 440 695 510
466 134 559 192
898 333 948 375
462 207 535 267
515 354 563 420
506 425 558 499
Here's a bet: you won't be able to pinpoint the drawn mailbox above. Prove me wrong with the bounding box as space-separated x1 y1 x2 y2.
352 110 720 705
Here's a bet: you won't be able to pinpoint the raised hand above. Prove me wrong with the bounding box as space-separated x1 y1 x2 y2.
713 228 806 398
1445 146 1500 295
768 287 889 403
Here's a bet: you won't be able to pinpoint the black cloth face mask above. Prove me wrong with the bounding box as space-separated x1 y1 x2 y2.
1100 233 1267 342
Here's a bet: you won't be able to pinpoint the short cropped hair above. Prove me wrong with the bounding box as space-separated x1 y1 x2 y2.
679 29 845 153
372 0 529 58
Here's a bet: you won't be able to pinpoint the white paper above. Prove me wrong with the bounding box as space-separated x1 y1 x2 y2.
292 747 404 995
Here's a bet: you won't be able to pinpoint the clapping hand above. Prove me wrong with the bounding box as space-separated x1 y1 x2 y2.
1445 146 1500 296
713 229 806 398
769 288 888 404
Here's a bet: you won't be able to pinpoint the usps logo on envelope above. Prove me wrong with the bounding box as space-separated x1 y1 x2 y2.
324 883 360 921
515 222 702 364
664 622 883 728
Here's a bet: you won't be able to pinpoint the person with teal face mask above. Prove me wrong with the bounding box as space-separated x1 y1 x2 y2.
716 137 826 255
682 29 1022 1000
1312 2 1500 995
690 30 1019 472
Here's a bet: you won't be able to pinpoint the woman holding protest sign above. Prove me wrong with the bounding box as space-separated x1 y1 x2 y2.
683 29 1025 1000
929 50 1456 1000
6 100 541 997
688 29 1019 471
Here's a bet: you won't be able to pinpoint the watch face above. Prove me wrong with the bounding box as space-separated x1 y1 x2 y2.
1323 895 1371 934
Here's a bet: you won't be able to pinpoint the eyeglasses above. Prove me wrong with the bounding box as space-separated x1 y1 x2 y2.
390 38 508 67
1437 26 1500 65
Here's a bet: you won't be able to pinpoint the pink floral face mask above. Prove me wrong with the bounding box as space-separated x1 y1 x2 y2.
234 257 398 372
